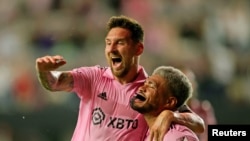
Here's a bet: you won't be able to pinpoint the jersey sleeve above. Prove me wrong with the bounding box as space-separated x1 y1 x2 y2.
70 65 102 99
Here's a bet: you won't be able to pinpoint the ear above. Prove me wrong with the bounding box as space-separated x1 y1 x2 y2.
135 42 144 56
164 97 177 109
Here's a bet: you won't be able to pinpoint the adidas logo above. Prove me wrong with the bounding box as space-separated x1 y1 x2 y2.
98 92 107 100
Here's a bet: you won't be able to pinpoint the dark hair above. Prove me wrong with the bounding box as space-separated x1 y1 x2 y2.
106 15 144 43
152 66 193 108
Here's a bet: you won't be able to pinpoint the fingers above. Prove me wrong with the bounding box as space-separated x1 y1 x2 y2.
149 130 164 141
53 55 65 63
36 55 64 63
150 130 158 141
148 131 154 141
36 55 66 71
158 132 164 141
148 110 173 141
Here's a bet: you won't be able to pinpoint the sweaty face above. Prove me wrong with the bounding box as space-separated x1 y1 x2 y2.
130 75 168 115
105 27 137 78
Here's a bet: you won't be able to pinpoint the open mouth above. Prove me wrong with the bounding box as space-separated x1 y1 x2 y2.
111 56 122 69
134 93 146 101
112 57 122 64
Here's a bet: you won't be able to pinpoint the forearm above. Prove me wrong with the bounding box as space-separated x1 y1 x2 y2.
37 71 59 91
35 55 72 92
173 112 205 133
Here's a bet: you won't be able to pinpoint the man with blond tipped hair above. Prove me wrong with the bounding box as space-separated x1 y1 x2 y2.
130 66 199 141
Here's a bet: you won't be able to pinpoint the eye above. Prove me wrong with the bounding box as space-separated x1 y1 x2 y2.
105 39 111 45
106 42 111 46
118 40 125 45
144 81 156 89
149 83 156 89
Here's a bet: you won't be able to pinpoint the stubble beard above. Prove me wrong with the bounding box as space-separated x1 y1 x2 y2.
111 61 130 78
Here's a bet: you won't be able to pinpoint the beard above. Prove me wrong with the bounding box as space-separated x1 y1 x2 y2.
129 97 155 114
111 66 129 77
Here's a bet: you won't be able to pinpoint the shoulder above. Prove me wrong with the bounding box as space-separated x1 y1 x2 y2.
73 65 107 71
164 124 199 141
71 65 108 74
70 65 110 83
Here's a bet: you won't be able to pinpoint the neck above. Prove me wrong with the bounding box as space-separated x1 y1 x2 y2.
116 64 140 85
143 113 158 128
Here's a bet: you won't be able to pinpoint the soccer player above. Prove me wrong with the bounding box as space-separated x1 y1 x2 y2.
130 66 199 141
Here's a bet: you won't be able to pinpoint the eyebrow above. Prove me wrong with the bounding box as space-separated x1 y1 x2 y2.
145 78 157 86
105 38 126 42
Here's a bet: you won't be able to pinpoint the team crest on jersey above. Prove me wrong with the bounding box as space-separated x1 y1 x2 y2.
92 107 105 125
92 107 139 130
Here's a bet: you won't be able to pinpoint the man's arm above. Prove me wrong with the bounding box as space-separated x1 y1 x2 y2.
36 55 73 92
174 104 205 133
148 105 205 141
172 111 205 133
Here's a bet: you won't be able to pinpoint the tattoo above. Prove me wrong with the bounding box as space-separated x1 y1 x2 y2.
38 71 56 91
58 73 67 83
57 72 74 91
38 71 73 91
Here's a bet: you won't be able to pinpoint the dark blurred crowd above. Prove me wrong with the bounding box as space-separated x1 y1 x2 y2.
0 0 250 141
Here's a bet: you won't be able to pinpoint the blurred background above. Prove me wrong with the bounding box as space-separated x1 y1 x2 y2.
0 0 250 141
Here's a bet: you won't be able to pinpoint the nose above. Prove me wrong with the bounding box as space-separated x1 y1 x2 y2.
138 85 146 93
106 43 117 52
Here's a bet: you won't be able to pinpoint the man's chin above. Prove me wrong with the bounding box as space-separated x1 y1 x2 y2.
130 99 144 111
112 69 125 77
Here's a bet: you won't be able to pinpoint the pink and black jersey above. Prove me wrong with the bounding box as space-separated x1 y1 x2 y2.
70 65 148 141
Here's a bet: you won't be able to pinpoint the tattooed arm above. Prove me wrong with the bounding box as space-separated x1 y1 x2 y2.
36 55 73 92
174 105 205 133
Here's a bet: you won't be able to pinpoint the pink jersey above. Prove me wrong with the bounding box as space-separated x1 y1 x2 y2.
145 124 199 141
70 65 148 141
